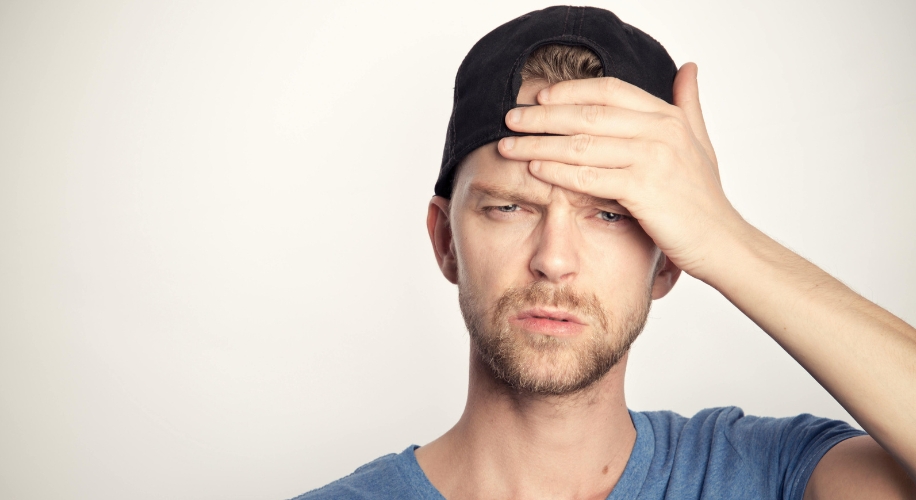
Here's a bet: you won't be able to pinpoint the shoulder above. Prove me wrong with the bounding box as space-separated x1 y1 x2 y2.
636 406 863 451
290 447 422 500
631 407 865 499
633 405 742 444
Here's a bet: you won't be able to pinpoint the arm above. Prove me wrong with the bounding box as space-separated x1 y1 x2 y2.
497 63 916 492
805 436 915 499
703 193 916 484
715 209 916 497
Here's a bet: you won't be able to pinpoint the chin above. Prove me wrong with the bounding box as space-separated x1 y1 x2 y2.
477 328 624 396
459 279 651 396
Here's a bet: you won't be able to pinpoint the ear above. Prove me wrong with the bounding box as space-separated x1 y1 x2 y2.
651 253 681 300
427 196 458 284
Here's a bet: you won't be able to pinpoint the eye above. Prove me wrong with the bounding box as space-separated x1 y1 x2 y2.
495 204 520 213
482 204 523 220
598 211 624 223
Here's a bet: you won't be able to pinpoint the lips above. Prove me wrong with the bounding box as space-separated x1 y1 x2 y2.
513 308 586 325
509 308 587 337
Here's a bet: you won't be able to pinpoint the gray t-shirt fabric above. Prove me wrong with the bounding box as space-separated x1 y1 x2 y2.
293 406 865 499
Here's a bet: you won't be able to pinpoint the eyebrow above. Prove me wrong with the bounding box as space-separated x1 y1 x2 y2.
468 182 628 213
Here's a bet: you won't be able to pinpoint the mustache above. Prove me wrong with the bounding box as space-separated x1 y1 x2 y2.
492 281 609 332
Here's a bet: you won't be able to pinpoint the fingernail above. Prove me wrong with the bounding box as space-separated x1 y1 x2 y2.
502 137 515 151
538 88 549 102
507 108 521 124
530 160 541 172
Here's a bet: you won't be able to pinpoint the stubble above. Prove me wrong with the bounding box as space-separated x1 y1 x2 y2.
459 280 651 396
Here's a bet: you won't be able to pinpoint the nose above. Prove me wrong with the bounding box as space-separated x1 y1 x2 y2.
529 211 580 283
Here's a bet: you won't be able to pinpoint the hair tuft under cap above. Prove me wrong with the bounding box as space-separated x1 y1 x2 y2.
434 6 677 198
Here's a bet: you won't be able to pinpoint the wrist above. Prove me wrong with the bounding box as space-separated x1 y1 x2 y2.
686 210 762 288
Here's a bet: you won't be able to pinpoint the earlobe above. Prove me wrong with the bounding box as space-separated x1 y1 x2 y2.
426 196 459 284
651 254 681 300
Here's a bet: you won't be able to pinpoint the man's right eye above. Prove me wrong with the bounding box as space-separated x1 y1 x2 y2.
495 204 520 212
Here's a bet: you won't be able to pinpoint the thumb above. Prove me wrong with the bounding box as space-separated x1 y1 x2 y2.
673 62 718 170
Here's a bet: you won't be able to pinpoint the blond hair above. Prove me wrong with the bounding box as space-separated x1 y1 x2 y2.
520 44 604 84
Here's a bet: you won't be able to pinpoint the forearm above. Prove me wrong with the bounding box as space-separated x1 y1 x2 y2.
698 219 916 477
504 65 916 474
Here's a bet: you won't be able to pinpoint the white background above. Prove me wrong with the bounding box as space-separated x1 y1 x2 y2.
1 1 914 499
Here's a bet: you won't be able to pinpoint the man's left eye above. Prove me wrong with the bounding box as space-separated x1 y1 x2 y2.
598 211 623 222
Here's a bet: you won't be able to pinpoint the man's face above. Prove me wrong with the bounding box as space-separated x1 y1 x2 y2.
445 137 666 396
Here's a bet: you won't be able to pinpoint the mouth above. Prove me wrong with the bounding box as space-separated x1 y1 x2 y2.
509 308 587 336
514 308 586 324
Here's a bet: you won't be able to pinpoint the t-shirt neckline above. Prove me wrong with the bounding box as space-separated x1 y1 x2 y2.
400 409 652 500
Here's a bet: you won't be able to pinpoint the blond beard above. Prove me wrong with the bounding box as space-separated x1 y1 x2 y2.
459 280 652 396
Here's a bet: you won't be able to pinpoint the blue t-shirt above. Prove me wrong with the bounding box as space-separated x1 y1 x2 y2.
293 407 864 499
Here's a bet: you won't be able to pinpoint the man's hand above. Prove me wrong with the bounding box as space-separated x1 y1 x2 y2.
498 63 916 496
497 63 743 281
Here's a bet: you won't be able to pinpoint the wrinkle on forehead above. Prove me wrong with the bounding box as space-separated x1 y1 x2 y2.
470 181 619 211
455 143 624 212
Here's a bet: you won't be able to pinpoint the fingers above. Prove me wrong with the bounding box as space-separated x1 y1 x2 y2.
499 134 647 169
538 76 669 113
506 104 662 138
529 160 631 202
673 63 718 172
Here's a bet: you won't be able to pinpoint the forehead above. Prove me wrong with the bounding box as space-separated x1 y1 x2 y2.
448 80 552 201
450 79 619 209
454 142 546 198
453 142 619 210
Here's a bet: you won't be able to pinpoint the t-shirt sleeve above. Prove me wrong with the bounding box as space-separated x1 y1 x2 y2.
288 446 442 500
718 408 866 500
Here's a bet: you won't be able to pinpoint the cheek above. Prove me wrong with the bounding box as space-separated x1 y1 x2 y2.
580 226 659 291
453 215 531 293
454 211 659 301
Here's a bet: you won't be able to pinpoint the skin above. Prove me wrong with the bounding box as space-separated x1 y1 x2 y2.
419 81 679 500
422 65 916 498
421 169 658 498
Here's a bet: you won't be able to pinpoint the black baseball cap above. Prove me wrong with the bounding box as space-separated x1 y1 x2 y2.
434 5 677 198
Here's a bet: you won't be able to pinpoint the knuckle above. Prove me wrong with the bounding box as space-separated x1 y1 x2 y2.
658 114 681 130
582 104 600 124
661 115 690 142
601 77 621 95
570 134 592 155
576 166 597 188
671 106 688 122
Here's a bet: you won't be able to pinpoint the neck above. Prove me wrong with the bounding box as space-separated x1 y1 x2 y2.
416 349 636 500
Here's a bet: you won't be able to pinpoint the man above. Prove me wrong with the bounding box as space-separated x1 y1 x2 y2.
295 6 915 499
